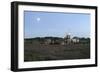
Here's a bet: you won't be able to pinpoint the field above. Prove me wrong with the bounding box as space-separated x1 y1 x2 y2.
24 41 90 62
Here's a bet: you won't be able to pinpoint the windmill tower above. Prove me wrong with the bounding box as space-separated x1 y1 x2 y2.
64 33 71 44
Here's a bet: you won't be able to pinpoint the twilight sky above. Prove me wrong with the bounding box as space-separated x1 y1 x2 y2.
24 11 90 38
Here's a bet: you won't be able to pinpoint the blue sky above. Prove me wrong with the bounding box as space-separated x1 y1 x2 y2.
24 11 90 38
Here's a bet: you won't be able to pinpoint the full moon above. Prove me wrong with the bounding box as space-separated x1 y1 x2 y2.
37 17 40 22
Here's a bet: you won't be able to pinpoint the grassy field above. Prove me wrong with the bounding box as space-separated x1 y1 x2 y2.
24 42 90 62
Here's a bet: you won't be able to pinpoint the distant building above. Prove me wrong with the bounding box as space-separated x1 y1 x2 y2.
72 37 80 43
42 33 80 45
45 39 52 45
63 33 72 45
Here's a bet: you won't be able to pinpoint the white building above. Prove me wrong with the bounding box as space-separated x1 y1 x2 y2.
72 37 80 43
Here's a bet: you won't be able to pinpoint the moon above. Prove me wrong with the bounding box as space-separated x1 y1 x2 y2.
37 17 40 22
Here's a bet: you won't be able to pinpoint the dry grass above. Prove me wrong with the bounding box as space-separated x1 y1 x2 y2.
24 42 90 62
